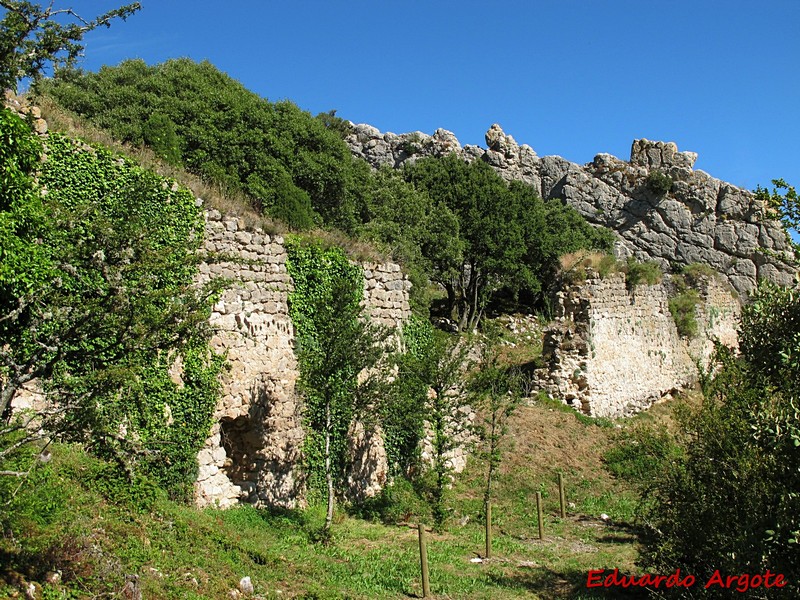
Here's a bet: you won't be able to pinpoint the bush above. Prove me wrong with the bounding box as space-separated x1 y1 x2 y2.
624 258 662 289
669 288 701 337
645 170 673 195
639 282 800 595
603 424 682 484
39 59 365 230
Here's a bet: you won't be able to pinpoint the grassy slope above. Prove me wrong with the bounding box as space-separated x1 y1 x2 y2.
1 394 673 600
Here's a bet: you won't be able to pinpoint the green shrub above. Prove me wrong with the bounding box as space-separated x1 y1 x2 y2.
669 289 701 337
668 264 722 338
351 476 430 524
624 258 662 289
598 254 622 278
645 170 673 195
640 283 800 594
604 424 682 484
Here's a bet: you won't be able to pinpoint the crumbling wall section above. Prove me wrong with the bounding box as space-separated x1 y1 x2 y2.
536 272 740 417
194 210 302 508
194 211 412 509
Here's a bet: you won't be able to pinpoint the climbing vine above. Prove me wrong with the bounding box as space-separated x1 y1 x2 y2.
285 240 367 502
1 113 224 500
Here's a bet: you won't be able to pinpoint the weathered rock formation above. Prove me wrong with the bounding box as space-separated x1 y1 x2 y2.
194 209 412 508
535 271 740 417
347 124 796 297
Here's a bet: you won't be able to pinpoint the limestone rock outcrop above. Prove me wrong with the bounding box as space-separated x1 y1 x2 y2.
347 124 796 297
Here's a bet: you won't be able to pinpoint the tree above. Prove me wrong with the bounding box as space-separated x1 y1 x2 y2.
404 155 613 329
0 0 140 91
1 112 224 497
394 319 472 529
755 178 800 259
356 167 463 313
286 241 391 533
469 328 521 557
638 280 800 596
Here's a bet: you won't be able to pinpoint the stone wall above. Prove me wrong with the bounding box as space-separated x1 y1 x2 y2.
535 272 740 417
194 210 412 508
347 124 796 298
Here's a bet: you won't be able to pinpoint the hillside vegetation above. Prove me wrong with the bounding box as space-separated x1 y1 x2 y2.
1 385 657 600
37 58 613 321
2 10 799 597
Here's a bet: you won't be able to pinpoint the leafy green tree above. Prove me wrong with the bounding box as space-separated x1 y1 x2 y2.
395 320 471 529
357 167 463 313
404 155 612 328
639 280 800 596
0 112 224 497
0 0 140 91
286 241 391 532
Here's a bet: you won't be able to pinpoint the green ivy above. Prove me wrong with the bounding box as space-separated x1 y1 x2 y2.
1 113 224 500
285 239 365 500
381 315 431 475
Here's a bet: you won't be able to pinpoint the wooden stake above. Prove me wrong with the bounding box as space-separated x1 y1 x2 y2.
536 491 544 540
485 501 492 559
558 473 566 519
418 523 430 598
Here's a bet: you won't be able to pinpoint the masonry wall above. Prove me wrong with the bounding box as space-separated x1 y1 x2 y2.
194 209 412 508
536 272 740 417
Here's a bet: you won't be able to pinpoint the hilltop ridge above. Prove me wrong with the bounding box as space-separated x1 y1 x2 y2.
347 122 797 296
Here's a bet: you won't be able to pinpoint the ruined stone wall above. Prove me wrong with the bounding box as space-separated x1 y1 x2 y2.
536 272 740 417
347 124 796 298
194 210 412 508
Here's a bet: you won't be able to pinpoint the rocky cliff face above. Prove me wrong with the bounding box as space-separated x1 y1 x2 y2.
347 124 796 297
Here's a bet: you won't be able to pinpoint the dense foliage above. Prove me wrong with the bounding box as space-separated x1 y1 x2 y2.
0 110 224 498
39 59 615 320
402 156 614 328
285 240 390 530
639 280 800 596
39 58 368 230
397 323 471 528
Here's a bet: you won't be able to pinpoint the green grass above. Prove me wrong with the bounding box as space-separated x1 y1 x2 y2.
1 394 661 600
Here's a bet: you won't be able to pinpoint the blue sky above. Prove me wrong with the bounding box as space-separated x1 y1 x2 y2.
40 2 800 191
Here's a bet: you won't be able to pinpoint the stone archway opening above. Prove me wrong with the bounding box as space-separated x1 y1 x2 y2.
219 415 264 503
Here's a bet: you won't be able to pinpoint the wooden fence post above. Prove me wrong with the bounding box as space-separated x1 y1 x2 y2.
418 523 430 598
536 491 544 540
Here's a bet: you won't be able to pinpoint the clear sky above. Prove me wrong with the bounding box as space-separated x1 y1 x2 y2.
40 1 800 191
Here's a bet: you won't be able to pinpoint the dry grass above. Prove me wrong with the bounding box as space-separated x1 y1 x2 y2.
559 251 620 284
558 251 609 273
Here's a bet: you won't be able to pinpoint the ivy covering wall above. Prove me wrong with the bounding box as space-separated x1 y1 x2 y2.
285 241 367 499
1 110 224 499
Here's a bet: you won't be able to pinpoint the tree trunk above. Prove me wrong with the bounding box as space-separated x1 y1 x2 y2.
1 384 16 422
324 399 334 531
466 269 481 332
444 282 457 321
